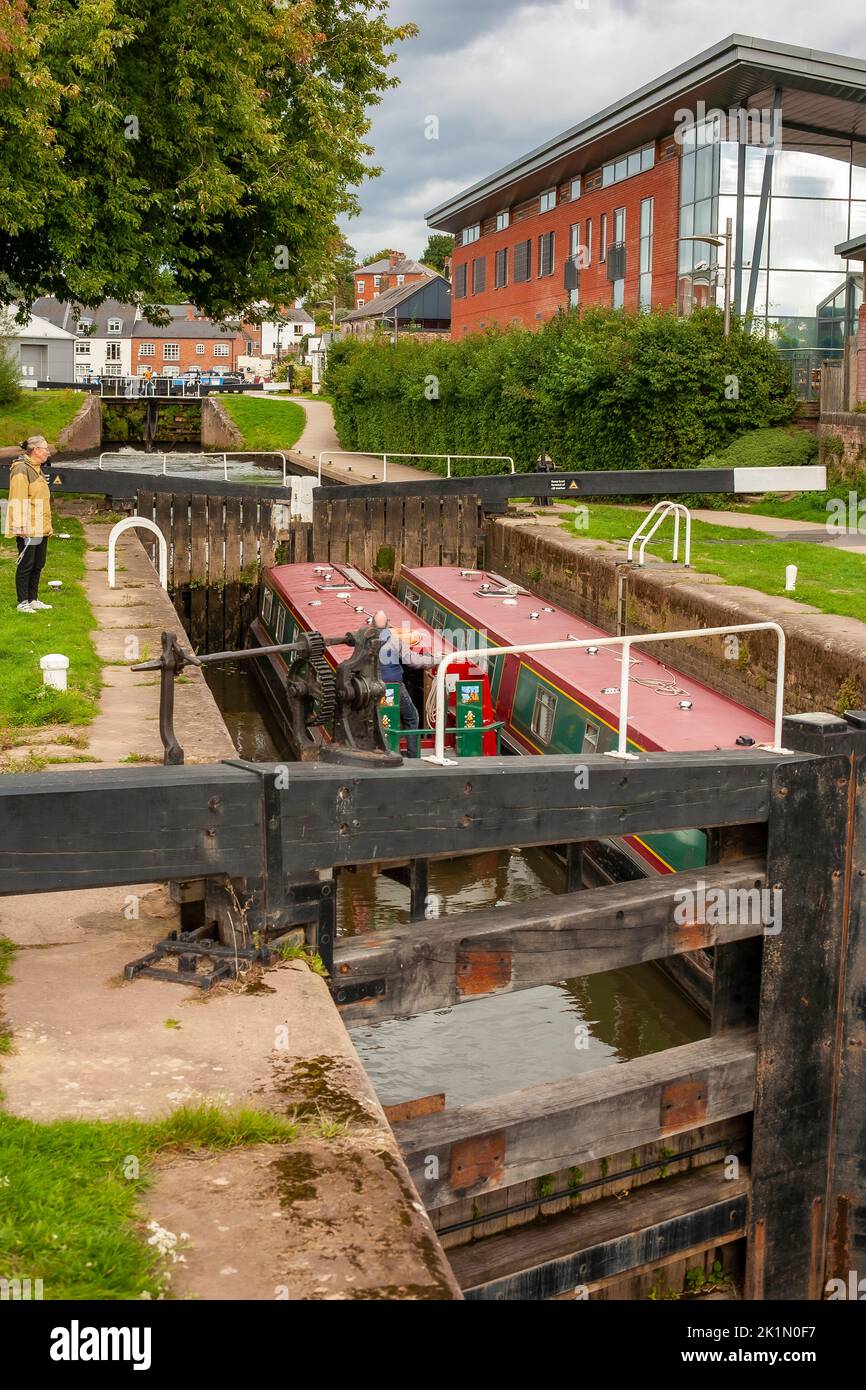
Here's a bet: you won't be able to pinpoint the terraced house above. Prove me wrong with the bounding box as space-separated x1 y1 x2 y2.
427 34 866 399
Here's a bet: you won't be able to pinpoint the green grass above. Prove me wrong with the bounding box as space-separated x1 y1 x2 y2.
562 503 866 625
0 391 85 448
0 513 101 729
218 395 306 453
0 1106 298 1299
737 492 835 523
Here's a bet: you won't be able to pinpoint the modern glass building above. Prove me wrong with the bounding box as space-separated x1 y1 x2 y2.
428 35 866 398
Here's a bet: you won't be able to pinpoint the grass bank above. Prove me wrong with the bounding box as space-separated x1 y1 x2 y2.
219 395 306 452
0 512 101 729
0 391 85 448
560 503 866 625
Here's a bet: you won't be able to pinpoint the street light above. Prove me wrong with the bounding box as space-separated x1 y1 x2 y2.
680 216 733 336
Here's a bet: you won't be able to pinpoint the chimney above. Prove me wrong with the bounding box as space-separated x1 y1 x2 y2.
186 304 196 320
388 250 404 270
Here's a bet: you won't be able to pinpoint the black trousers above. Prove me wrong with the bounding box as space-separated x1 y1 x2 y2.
15 536 48 603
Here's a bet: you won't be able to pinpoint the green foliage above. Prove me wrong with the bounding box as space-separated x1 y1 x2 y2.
0 315 20 406
325 308 794 474
700 425 818 470
0 389 84 447
0 2 416 317
421 233 455 273
292 365 313 393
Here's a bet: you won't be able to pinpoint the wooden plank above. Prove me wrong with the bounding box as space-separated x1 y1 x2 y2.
458 498 482 567
403 496 423 567
241 499 258 578
367 496 386 576
136 491 156 565
746 716 855 1301
258 500 275 569
154 493 173 584
710 824 766 1034
394 1030 756 1208
206 495 225 651
450 1164 749 1299
346 497 368 571
272 749 797 875
172 495 192 589
421 495 440 566
383 1094 445 1125
329 498 348 564
0 765 263 893
316 466 739 505
384 497 404 579
312 499 330 561
188 494 208 649
223 497 242 584
441 496 460 567
332 859 767 1022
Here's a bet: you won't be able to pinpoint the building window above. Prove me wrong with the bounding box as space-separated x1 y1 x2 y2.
600 213 608 262
163 343 179 360
107 318 122 334
396 274 405 285
614 207 625 243
403 587 420 614
462 224 480 245
76 319 92 334
472 257 486 294
373 275 381 289
538 231 555 278
454 263 468 298
570 178 582 201
262 587 273 625
138 343 154 357
602 143 654 187
75 342 90 355
357 279 365 293
495 247 509 289
496 209 510 232
432 606 447 632
639 197 654 312
105 341 121 362
610 208 626 308
540 188 556 213
214 343 230 357
567 225 581 308
103 364 122 377
514 239 532 282
531 686 557 743
195 343 205 355
582 719 600 753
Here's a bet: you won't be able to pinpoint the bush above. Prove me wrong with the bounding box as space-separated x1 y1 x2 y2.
699 426 818 470
324 307 794 474
292 364 312 392
0 317 21 407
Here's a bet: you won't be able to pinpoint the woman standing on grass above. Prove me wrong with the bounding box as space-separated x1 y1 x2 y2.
5 434 53 613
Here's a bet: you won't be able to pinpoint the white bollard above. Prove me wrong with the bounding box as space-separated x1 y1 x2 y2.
40 654 69 691
785 564 797 592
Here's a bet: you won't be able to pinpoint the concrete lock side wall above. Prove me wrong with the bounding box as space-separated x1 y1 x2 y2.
486 515 866 720
201 396 244 450
57 392 102 453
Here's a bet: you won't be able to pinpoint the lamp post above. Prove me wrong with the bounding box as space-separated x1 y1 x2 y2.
680 216 733 336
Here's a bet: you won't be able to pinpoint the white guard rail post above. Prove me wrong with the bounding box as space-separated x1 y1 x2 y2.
427 621 788 765
108 517 168 590
627 501 691 567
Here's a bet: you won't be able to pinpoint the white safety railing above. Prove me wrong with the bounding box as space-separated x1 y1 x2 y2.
315 451 515 485
627 501 692 568
426 622 788 765
108 516 168 590
98 451 288 486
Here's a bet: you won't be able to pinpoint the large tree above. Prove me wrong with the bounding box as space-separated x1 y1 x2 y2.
421 233 454 274
0 0 415 320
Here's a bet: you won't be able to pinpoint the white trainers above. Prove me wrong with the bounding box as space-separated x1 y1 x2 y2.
16 601 34 613
29 600 53 610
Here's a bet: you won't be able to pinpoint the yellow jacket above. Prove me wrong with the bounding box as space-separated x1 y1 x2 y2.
4 456 53 539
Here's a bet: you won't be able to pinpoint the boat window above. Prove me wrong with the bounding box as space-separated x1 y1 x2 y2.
403 587 421 614
531 686 557 743
262 588 273 625
274 605 287 644
431 606 447 632
582 719 600 752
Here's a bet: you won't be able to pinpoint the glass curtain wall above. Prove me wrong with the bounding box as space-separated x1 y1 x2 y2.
678 124 866 395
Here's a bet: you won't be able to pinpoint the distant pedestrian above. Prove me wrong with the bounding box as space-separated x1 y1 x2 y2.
5 435 54 613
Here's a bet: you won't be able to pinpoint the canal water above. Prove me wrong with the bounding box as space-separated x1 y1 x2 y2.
207 661 707 1109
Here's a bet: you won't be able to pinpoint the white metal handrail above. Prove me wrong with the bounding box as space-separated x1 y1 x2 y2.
426 622 788 765
627 501 692 567
315 451 516 485
107 516 168 590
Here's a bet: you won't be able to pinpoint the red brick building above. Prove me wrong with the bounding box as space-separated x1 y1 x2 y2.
427 33 866 394
353 252 431 309
131 304 260 375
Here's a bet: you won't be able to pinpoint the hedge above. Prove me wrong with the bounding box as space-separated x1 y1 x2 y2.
325 307 795 474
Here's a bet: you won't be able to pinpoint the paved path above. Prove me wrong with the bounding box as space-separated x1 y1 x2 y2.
277 394 436 483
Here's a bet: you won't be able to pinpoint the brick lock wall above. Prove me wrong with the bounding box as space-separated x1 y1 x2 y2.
450 138 681 337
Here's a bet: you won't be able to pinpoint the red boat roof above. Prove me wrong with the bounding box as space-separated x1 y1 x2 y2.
266 562 453 665
402 566 773 753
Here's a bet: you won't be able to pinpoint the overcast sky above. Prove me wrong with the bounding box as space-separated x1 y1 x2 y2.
341 0 866 264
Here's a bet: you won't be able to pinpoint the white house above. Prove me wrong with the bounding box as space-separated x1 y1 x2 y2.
260 305 315 360
6 307 75 382
31 299 140 380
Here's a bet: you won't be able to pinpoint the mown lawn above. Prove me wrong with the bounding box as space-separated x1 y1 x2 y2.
561 503 866 625
218 395 306 453
0 1099 298 1299
0 512 101 728
0 391 85 448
